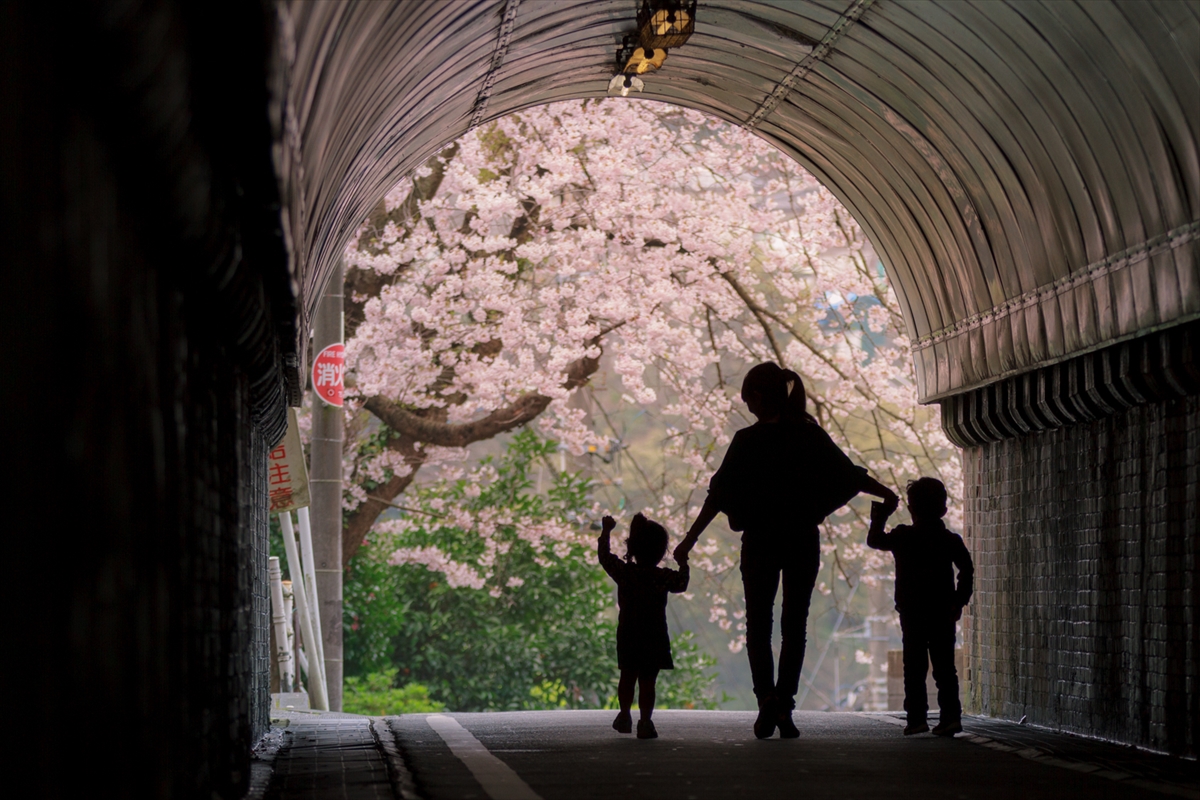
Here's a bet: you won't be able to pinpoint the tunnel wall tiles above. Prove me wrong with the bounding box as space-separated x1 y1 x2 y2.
177 346 273 795
960 394 1198 756
248 425 272 746
6 3 286 795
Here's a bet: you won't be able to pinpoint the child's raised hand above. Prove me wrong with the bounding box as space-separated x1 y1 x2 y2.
601 515 616 535
870 500 895 524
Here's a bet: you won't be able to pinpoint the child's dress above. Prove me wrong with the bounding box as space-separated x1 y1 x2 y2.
598 536 690 671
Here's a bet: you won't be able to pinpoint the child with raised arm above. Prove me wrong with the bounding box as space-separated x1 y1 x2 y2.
868 478 974 737
597 513 690 739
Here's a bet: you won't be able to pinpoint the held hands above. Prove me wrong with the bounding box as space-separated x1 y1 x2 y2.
672 534 696 564
870 495 899 524
879 487 900 512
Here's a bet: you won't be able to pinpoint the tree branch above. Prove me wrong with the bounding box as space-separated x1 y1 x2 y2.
342 433 426 562
367 496 445 519
718 270 788 368
363 344 603 449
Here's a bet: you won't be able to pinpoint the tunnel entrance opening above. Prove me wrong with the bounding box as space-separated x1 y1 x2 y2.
327 97 958 716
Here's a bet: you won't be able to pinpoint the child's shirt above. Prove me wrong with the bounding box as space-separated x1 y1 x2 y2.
597 534 690 631
867 519 973 614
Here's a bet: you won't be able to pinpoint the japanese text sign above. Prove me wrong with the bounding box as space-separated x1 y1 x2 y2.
312 343 345 407
267 408 310 513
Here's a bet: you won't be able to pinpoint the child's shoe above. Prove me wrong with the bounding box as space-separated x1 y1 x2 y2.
776 709 800 739
903 720 930 735
636 719 658 739
931 717 962 737
612 711 632 734
753 693 778 739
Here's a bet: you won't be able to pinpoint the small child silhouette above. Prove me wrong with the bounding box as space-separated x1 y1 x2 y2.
597 513 690 739
867 478 974 736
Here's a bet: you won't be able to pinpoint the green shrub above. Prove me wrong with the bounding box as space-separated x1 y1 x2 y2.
343 669 445 716
655 631 726 710
344 432 721 711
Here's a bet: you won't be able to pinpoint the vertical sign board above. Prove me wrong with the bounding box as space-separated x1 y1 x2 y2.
267 408 311 513
312 343 345 407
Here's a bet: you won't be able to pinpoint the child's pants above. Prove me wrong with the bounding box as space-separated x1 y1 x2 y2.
899 612 960 723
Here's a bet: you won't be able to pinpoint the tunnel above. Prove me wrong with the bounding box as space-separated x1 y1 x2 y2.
4 1 1196 797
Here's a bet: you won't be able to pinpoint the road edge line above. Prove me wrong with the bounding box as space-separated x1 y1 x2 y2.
424 714 542 800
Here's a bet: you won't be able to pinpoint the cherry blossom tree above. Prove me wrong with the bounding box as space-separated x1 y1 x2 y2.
337 98 961 655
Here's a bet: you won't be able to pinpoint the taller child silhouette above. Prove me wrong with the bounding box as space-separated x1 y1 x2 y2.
675 362 897 738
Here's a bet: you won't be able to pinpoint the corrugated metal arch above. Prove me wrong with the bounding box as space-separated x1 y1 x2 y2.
276 0 1200 401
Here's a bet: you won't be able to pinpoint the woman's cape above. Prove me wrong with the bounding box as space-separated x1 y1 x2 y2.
710 420 865 532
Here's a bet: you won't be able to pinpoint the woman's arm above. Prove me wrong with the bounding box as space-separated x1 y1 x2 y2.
858 472 898 506
673 495 720 561
674 430 746 561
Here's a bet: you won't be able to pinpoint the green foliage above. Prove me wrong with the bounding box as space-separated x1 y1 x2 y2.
344 431 719 712
343 669 445 716
656 631 726 710
345 431 615 710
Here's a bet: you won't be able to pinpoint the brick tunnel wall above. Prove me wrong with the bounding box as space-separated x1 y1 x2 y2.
4 3 293 797
955 368 1198 756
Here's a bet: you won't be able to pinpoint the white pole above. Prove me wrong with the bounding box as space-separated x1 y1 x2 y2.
268 557 295 694
280 512 329 710
282 581 296 691
296 506 327 680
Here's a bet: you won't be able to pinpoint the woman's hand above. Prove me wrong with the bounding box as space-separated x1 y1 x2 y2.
601 515 616 536
860 473 899 509
672 534 696 563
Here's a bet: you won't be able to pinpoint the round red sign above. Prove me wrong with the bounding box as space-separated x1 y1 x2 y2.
312 343 345 407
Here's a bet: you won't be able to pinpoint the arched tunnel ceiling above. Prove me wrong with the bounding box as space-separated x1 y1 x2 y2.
276 0 1200 402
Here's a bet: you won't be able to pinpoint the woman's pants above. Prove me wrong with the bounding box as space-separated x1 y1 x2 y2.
740 530 820 710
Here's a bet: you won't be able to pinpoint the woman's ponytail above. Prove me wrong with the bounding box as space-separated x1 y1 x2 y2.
781 369 815 424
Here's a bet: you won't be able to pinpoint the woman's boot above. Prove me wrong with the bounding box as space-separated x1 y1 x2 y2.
776 704 800 738
754 692 778 739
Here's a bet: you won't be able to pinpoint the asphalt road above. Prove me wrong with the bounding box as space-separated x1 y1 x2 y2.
386 711 1192 800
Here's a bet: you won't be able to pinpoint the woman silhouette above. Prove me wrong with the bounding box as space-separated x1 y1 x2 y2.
674 362 896 739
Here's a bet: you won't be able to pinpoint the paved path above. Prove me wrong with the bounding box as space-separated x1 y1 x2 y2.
254 711 1197 800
